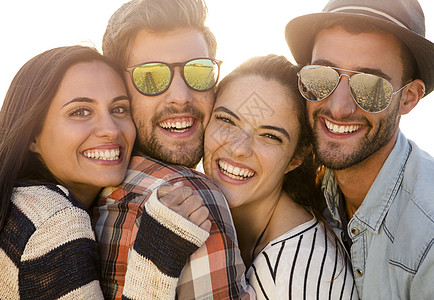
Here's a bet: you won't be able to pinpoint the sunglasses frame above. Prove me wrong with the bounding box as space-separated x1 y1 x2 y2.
126 57 223 96
297 65 411 113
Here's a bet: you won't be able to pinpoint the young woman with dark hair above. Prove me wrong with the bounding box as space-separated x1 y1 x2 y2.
203 54 358 299
0 45 137 298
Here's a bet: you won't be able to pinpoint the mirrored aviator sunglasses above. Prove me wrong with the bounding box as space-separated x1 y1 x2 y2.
297 65 411 113
126 58 222 96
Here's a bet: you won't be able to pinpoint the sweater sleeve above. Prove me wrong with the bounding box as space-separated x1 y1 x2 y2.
0 185 104 299
121 190 209 300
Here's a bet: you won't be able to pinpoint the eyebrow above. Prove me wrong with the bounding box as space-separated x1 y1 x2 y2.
311 59 392 81
214 106 291 140
62 95 129 107
213 106 241 120
260 125 291 140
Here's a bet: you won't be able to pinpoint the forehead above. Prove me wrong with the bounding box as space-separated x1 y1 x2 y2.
127 28 209 66
312 26 403 78
52 61 125 104
217 75 300 127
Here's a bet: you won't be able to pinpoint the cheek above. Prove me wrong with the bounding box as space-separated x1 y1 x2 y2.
306 102 317 123
198 92 215 125
261 146 294 174
131 100 153 125
204 124 220 155
118 118 136 144
37 128 77 169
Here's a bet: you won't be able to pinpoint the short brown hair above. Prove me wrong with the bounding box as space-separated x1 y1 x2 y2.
102 0 217 68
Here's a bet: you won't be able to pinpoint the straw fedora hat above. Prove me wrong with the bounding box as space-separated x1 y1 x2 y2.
285 0 434 96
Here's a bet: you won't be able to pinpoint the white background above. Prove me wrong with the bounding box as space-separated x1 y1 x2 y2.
1 0 433 156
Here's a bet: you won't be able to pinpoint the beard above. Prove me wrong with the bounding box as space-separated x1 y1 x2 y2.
312 105 400 170
134 106 205 168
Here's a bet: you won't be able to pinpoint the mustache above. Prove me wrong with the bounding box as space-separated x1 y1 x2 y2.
312 107 371 126
151 106 205 124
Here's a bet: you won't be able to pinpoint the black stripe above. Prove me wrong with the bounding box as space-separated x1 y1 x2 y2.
0 203 35 266
328 244 339 300
316 225 328 300
339 254 349 299
289 236 303 300
272 221 318 246
304 227 318 300
251 263 270 300
134 209 198 277
263 241 285 282
20 238 99 300
350 280 356 298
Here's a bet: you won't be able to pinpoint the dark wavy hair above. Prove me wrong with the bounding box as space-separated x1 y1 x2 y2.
215 54 324 214
0 45 124 231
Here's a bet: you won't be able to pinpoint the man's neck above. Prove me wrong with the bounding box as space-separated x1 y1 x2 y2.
333 135 397 219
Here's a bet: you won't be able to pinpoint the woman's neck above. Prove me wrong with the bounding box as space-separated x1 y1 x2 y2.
231 190 313 268
230 188 281 267
63 183 100 211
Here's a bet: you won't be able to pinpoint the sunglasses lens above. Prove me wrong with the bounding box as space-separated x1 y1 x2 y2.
350 74 393 113
298 66 339 101
131 63 171 95
184 59 219 91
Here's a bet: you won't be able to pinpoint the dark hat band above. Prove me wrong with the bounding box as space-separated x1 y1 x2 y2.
329 6 409 30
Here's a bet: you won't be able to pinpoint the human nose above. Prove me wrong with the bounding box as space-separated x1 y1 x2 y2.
95 114 120 140
165 67 193 106
326 74 358 119
229 129 253 158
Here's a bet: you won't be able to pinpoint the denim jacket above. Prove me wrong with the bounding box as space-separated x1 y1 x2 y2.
322 131 434 299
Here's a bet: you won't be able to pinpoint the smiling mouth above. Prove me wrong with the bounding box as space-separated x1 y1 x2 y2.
159 117 194 133
83 148 120 161
324 119 361 134
218 160 255 180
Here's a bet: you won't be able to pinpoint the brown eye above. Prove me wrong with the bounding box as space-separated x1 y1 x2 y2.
69 107 92 117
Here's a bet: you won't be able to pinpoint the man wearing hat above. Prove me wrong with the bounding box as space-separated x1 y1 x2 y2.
286 0 434 298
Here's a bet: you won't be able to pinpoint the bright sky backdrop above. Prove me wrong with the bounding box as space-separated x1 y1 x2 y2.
1 0 433 156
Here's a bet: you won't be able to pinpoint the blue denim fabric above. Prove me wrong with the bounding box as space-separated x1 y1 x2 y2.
322 131 434 299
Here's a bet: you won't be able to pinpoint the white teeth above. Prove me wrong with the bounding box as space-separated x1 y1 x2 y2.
325 119 361 134
83 148 121 161
233 167 240 176
218 160 255 180
159 119 194 132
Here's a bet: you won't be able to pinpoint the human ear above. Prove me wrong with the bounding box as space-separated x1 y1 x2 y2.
29 137 40 153
284 145 311 174
399 79 425 115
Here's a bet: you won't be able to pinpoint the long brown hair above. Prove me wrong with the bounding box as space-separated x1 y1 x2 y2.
0 45 124 231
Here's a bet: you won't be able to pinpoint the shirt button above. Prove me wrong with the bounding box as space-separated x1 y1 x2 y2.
351 228 359 236
355 269 364 277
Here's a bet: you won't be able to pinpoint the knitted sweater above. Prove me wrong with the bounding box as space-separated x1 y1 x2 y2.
0 184 208 299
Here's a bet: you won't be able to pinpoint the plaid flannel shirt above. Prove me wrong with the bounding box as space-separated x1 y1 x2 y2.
92 155 251 299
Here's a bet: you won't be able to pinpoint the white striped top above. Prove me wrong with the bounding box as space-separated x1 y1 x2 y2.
246 218 359 300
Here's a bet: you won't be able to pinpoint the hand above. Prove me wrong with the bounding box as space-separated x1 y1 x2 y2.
157 182 212 232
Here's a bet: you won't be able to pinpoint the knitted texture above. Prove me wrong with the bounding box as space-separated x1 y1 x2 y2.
121 193 209 300
0 184 103 299
145 191 210 248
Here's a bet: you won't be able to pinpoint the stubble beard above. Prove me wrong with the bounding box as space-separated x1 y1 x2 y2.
312 107 399 170
134 107 206 168
135 128 204 168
